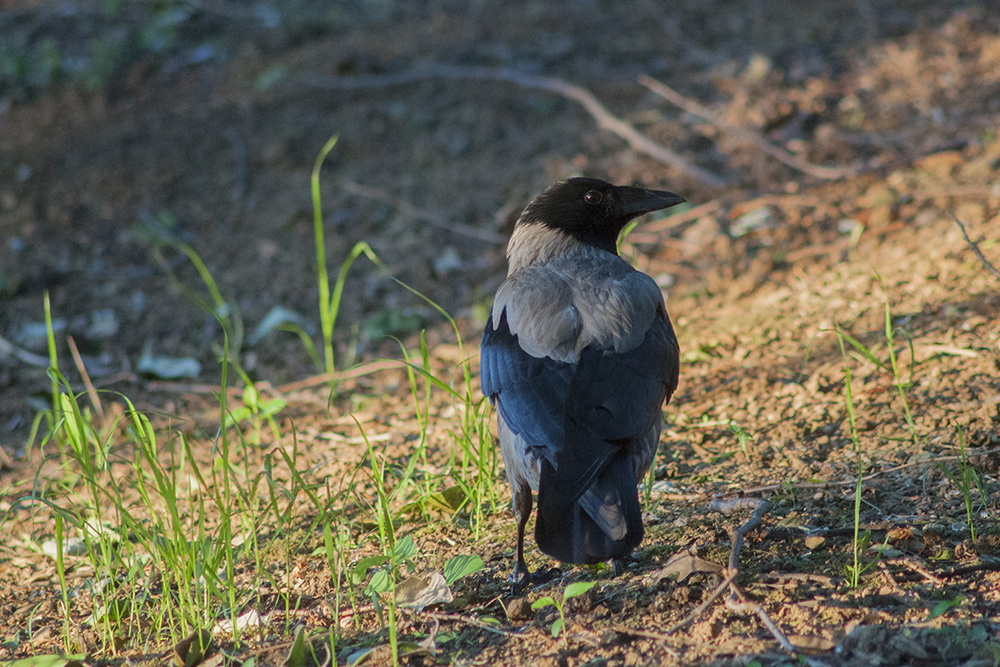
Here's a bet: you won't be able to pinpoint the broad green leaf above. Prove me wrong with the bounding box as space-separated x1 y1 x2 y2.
351 555 388 585
86 597 133 626
926 595 965 621
442 554 484 585
365 569 392 595
393 535 417 561
531 596 556 610
0 655 87 667
172 628 212 667
396 572 453 610
550 618 564 638
563 581 597 600
260 397 287 417
282 626 307 667
345 647 375 666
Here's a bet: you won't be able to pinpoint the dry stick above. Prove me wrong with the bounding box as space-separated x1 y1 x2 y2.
224 126 248 209
884 557 944 586
740 446 1000 495
661 569 739 636
710 497 771 571
938 560 1000 578
637 199 722 234
726 583 796 653
0 334 51 367
639 74 853 180
710 498 796 653
425 611 529 638
66 335 105 421
338 178 507 245
952 214 1000 282
276 359 405 393
609 626 682 659
302 66 727 188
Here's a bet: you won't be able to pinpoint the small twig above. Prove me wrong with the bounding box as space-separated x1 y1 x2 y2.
875 561 922 607
66 335 104 421
710 497 770 570
634 199 722 234
726 582 796 653
224 126 247 208
0 334 50 367
425 611 529 638
338 178 506 245
610 625 681 657
740 447 1000 494
708 498 794 653
662 569 739 635
639 74 852 180
877 560 903 589
952 214 1000 282
912 185 1000 201
934 560 1000 579
885 557 943 586
302 65 727 187
276 359 405 393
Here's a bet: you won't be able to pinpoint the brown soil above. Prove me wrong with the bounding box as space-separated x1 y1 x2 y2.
1 1 998 666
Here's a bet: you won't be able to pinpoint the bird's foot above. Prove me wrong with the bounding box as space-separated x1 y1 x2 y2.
611 557 630 577
508 563 557 594
508 561 531 594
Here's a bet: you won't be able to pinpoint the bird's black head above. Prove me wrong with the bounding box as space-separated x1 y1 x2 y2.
516 177 685 254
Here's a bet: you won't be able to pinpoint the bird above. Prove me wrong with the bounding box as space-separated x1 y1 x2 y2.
480 177 684 586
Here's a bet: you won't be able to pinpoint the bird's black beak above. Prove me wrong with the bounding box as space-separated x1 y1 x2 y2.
613 186 686 218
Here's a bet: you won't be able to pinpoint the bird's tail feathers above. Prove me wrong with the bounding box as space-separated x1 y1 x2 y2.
535 453 643 564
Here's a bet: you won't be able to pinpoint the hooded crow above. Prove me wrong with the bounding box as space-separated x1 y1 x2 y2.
480 177 684 584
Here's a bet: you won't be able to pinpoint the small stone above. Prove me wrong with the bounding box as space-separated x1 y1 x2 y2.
805 536 826 550
506 596 532 621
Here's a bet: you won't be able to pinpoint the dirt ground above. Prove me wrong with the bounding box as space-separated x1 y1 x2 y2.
1 1 999 665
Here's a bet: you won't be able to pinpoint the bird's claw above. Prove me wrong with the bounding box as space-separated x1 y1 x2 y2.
611 557 632 577
508 564 557 594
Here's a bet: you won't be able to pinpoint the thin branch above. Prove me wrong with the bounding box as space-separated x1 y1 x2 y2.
638 199 722 233
276 359 405 393
711 497 770 570
0 334 50 367
952 214 1000 282
338 178 506 245
937 560 1000 578
726 582 796 653
639 74 852 180
710 498 795 653
740 447 1000 494
67 335 104 421
661 569 739 635
301 66 727 187
224 126 248 208
884 557 943 586
425 611 529 638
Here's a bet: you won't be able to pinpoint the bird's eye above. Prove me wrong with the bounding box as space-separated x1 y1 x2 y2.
584 190 602 205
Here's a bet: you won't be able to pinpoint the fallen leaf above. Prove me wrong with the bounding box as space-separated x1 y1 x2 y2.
396 571 453 610
787 634 836 653
651 544 722 582
805 536 826 550
173 628 213 667
0 655 89 667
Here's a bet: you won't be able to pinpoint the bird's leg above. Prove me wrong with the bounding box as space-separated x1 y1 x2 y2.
510 481 533 592
611 552 636 577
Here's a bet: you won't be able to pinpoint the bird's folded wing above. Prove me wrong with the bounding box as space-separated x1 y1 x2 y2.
481 308 575 458
481 256 679 504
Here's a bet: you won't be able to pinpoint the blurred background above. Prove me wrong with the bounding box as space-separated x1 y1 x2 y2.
1 0 997 445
